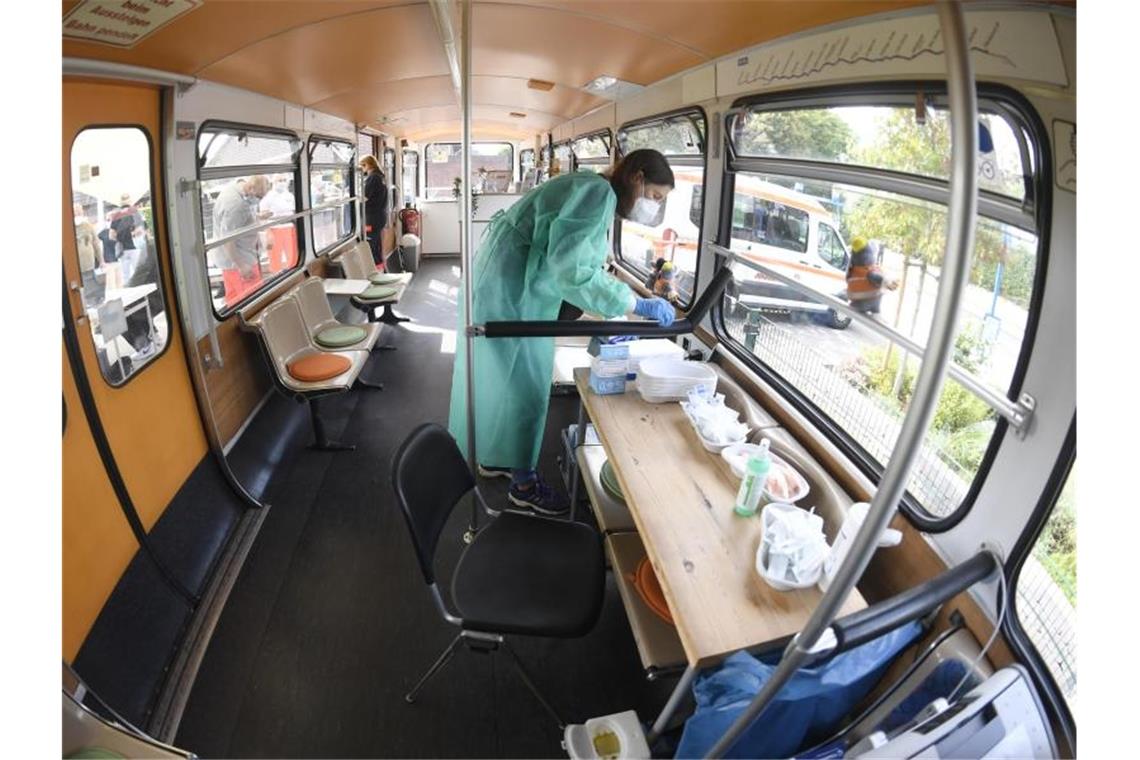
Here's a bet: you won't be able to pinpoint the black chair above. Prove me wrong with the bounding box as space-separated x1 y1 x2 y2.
391 423 605 727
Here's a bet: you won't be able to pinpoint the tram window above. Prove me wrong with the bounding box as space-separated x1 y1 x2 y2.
70 127 169 385
728 103 1029 201
719 104 1042 521
357 131 378 161
309 137 356 255
197 125 302 317
1015 464 1077 702
424 142 514 199
383 147 395 184
553 142 573 175
520 148 534 178
402 149 419 204
573 130 612 175
615 109 707 307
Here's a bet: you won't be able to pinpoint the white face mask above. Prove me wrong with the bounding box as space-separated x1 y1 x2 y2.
629 196 662 226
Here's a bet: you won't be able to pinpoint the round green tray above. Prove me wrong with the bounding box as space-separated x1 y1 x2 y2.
600 460 625 503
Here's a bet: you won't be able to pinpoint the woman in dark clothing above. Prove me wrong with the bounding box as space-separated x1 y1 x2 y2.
360 154 389 268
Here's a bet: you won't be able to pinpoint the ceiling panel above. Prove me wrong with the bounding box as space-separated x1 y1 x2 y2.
309 75 456 126
473 76 606 120
199 4 448 108
472 3 704 89
62 0 405 75
488 1 931 60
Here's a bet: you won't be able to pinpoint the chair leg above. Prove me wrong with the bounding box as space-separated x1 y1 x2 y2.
353 376 384 391
378 303 411 325
405 633 464 704
308 398 355 452
501 638 566 729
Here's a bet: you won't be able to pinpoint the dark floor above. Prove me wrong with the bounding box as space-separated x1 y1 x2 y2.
176 259 675 758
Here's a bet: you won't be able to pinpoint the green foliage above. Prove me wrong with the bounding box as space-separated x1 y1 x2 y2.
852 345 992 435
953 321 991 373
736 109 855 160
970 248 1037 309
842 110 1014 277
1033 468 1077 606
939 420 996 474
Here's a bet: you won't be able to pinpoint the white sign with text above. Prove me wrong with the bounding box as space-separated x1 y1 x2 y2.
63 0 201 49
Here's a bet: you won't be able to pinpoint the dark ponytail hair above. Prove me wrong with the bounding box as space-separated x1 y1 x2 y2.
608 148 674 218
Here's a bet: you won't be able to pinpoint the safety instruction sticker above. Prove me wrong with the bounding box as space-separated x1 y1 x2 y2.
63 0 201 49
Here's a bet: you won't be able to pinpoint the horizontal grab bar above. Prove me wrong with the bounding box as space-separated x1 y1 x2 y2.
708 242 1034 434
477 266 733 339
828 550 997 653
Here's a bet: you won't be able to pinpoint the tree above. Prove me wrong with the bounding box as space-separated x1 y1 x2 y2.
843 109 1010 279
734 109 854 160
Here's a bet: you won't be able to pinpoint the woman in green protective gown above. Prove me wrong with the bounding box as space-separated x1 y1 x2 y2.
448 149 678 514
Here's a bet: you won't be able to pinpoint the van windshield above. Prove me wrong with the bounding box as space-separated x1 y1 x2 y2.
732 194 809 253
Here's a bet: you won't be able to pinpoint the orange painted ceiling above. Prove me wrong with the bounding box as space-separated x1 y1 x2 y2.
62 0 969 141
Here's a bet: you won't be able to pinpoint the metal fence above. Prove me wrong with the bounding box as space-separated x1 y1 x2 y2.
1016 556 1078 700
723 303 972 517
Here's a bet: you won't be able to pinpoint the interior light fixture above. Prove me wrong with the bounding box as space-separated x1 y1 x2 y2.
526 78 555 91
584 75 618 92
509 112 527 119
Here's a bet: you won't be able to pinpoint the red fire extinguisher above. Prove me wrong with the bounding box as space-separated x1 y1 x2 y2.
398 204 421 237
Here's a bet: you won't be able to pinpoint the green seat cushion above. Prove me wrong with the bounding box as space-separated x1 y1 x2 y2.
356 284 399 301
315 324 368 348
369 272 403 284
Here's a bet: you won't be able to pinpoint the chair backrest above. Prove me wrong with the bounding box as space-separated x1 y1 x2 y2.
258 298 313 367
391 423 475 584
340 242 373 279
294 276 336 329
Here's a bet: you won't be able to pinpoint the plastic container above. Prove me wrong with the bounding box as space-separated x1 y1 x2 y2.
721 444 811 503
564 710 651 760
755 502 828 590
634 358 717 402
818 502 903 591
733 439 771 517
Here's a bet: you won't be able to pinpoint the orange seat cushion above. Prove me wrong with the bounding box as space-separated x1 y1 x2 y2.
628 557 674 625
287 353 352 382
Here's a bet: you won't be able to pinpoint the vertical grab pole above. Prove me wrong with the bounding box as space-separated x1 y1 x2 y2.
704 3 979 756
461 0 479 540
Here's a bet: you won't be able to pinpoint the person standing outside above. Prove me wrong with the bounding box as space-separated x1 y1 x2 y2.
259 174 298 272
359 154 389 268
845 236 898 316
73 203 102 306
212 175 271 307
449 148 677 514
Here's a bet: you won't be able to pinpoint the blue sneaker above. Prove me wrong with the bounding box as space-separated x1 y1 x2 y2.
508 477 569 516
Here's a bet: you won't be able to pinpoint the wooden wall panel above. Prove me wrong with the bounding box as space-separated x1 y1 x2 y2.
199 319 271 448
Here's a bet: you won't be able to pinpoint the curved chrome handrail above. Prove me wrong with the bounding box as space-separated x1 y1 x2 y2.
705 3 980 756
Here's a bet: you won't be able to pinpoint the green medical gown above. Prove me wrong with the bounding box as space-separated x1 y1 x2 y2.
448 172 634 469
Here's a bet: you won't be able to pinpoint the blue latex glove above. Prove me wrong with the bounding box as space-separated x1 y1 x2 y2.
633 296 676 326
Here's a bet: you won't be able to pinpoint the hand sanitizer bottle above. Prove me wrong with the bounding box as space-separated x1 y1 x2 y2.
734 438 771 517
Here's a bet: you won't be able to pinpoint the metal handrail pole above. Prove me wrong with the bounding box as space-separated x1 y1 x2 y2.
461 0 479 537
705 3 978 756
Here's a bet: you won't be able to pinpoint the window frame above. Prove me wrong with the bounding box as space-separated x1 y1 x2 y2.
613 106 709 309
69 122 173 387
423 141 516 197
711 82 1054 531
402 148 420 203
307 133 358 257
1002 416 1076 754
196 120 305 321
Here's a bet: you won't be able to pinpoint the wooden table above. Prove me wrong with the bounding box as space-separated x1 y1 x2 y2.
572 367 865 670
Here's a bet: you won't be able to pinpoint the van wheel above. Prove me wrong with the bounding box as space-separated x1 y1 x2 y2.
826 308 852 330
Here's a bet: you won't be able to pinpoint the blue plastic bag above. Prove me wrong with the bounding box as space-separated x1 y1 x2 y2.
676 621 922 759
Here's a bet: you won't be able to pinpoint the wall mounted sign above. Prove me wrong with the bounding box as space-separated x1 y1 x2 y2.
63 0 201 49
